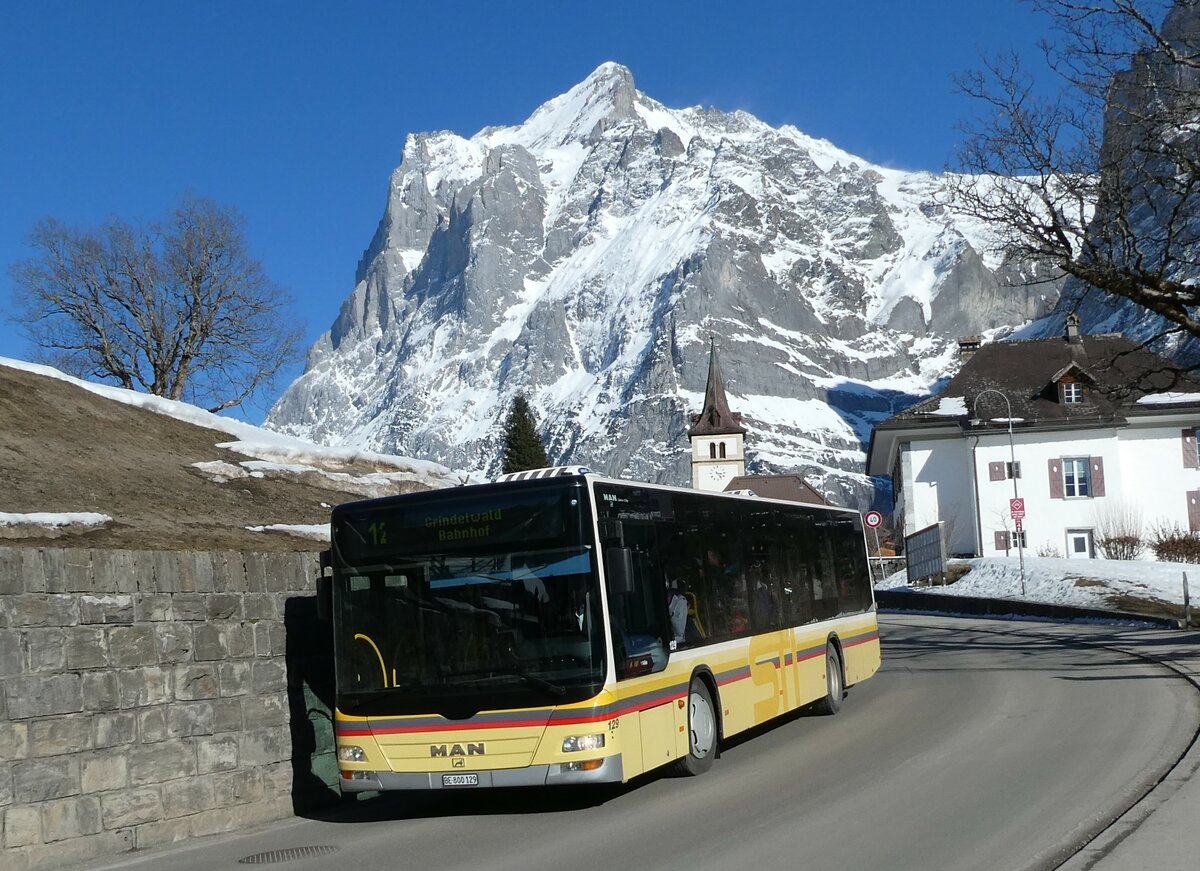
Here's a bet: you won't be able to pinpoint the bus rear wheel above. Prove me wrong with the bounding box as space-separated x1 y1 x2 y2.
812 643 844 716
674 678 717 776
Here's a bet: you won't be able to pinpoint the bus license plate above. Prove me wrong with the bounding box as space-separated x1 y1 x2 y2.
442 773 479 787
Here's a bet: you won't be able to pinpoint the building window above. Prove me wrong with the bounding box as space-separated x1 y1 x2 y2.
1063 457 1090 497
995 530 1028 550
1062 382 1085 404
709 443 716 460
719 442 727 459
990 460 1023 482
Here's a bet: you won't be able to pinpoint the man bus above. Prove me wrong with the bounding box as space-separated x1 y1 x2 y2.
327 466 880 791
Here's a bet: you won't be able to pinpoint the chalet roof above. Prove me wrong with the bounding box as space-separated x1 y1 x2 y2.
723 474 829 505
866 330 1200 477
879 332 1200 430
688 338 747 437
1048 361 1097 385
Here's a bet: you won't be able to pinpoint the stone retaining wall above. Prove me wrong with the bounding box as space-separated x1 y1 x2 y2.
0 546 338 871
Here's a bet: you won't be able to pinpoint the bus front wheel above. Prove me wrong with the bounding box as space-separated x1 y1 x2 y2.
812 643 844 716
674 678 717 776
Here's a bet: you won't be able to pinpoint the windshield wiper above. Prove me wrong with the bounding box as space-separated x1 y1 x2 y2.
452 669 567 697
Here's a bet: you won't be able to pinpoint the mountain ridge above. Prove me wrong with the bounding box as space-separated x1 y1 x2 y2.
268 63 1062 507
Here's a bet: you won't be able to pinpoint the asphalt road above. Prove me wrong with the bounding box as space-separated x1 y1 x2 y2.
90 614 1200 871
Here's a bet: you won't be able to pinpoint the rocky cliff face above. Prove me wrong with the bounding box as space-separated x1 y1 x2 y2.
267 63 1061 507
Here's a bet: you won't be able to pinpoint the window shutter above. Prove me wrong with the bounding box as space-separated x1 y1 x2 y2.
994 531 1009 550
1189 491 1200 533
1185 429 1199 469
989 461 1005 481
1090 457 1105 497
1048 459 1064 499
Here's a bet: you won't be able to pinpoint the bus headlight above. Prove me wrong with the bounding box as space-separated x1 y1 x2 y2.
338 745 367 762
562 734 606 753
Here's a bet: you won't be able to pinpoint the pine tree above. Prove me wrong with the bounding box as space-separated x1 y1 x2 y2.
501 394 549 474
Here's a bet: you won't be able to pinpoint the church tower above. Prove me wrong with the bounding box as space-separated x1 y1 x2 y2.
688 338 747 491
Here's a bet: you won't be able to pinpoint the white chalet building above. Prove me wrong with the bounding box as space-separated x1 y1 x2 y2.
867 319 1200 559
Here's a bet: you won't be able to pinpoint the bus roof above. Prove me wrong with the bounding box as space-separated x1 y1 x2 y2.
331 466 860 520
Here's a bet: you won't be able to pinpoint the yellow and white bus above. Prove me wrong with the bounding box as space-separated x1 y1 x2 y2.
328 466 880 791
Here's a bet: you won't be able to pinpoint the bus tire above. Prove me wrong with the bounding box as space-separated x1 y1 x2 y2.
674 678 718 776
812 643 844 716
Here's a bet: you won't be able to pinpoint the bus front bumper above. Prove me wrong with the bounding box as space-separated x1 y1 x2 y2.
340 754 623 792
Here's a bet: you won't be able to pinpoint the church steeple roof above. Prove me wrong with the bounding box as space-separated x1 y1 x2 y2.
688 338 747 437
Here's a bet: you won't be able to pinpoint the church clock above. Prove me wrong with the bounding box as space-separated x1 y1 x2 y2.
704 464 729 485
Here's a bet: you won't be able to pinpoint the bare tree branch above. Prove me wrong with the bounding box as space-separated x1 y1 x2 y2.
8 196 303 413
950 0 1200 338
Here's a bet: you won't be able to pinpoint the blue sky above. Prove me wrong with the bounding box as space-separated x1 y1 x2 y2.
0 1 1051 421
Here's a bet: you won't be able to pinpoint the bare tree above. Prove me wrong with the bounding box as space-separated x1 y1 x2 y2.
1149 517 1200 559
9 196 303 412
950 1 1200 339
1036 541 1064 556
1093 498 1146 558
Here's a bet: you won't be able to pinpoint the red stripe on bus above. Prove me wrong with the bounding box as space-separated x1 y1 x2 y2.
339 702 677 737
337 630 880 738
843 632 880 648
339 718 553 736
716 671 751 687
337 692 693 737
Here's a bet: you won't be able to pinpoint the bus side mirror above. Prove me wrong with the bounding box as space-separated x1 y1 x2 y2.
316 549 333 623
605 546 635 595
316 575 333 623
598 518 624 545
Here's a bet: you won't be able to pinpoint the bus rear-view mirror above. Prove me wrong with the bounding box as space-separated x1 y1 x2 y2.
605 546 634 595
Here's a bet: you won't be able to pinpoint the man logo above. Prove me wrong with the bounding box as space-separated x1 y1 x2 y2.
452 758 465 768
430 743 485 757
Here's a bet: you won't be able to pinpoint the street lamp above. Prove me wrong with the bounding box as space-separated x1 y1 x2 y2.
970 388 1027 597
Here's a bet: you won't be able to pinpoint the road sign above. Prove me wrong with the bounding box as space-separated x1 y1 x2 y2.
864 510 883 529
1009 497 1025 519
1014 517 1024 533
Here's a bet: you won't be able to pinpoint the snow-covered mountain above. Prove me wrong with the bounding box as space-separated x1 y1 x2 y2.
268 63 1061 507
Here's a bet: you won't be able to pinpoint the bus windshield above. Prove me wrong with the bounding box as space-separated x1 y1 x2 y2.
330 482 605 716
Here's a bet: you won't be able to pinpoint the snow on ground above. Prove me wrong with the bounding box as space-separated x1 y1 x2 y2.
245 524 329 541
1 356 469 488
878 555 1196 609
1 356 482 543
0 512 111 528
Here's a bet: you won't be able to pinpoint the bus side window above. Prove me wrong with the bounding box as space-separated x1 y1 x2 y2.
778 515 815 624
604 529 668 678
835 520 872 612
745 508 787 634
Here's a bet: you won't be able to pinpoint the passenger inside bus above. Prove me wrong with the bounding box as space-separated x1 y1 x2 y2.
666 576 706 644
667 583 688 643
